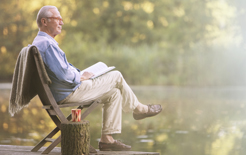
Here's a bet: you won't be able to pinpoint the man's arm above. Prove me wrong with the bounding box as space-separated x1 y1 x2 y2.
44 45 81 86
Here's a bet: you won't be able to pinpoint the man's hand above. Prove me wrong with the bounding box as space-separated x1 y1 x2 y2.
80 71 94 81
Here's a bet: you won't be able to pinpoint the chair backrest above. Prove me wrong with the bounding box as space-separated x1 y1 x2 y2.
30 46 68 124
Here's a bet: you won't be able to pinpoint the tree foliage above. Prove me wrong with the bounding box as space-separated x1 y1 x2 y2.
0 0 240 86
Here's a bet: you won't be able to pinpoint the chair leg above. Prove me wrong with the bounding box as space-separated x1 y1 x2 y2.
31 127 60 152
32 100 100 153
41 135 61 154
41 101 99 154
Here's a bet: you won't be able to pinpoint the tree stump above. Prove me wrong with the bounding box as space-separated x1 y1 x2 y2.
61 120 90 155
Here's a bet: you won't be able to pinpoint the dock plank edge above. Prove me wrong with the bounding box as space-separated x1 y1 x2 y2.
0 145 160 155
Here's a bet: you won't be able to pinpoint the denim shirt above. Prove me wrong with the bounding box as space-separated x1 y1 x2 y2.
32 31 81 102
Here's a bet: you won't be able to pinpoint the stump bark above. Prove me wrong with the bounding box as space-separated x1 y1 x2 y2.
61 120 90 155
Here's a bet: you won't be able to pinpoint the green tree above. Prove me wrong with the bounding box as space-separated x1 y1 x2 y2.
0 0 235 86
63 0 216 47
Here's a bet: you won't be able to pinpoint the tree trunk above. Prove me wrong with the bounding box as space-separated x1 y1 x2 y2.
61 120 90 155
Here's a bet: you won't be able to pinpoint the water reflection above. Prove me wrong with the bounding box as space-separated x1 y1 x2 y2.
1 86 246 155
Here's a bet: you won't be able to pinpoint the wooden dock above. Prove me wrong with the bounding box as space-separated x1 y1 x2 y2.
0 145 160 155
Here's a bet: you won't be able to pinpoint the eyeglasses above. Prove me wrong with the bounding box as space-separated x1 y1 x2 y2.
46 17 63 22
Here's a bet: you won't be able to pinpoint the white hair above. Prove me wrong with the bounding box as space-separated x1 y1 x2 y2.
36 6 58 28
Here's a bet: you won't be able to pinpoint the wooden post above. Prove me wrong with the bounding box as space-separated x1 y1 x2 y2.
61 120 90 155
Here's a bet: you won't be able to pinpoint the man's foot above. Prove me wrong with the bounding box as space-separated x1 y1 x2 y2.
89 145 97 153
133 104 162 120
99 140 131 151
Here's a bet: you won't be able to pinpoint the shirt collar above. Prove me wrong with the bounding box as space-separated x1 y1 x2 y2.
38 31 58 45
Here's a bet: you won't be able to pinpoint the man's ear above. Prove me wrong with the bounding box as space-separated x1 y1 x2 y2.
41 18 47 26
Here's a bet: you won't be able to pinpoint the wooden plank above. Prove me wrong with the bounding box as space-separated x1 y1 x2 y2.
47 109 57 116
0 145 160 155
93 151 160 155
0 145 60 155
42 105 52 109
45 138 55 142
58 102 92 108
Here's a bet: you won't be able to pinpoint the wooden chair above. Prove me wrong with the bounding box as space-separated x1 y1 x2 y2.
26 46 101 154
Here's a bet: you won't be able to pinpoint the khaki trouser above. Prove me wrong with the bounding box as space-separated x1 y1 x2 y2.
61 71 140 134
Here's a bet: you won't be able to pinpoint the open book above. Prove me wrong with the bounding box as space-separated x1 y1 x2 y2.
80 62 115 79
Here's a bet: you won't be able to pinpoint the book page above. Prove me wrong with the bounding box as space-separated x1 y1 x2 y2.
80 62 115 79
90 66 115 79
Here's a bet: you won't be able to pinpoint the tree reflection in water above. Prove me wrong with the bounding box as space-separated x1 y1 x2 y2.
1 86 246 155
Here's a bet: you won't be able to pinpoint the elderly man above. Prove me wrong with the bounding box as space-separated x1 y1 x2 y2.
32 5 162 151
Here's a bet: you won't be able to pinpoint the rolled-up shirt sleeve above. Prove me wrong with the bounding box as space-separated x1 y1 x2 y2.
44 45 81 86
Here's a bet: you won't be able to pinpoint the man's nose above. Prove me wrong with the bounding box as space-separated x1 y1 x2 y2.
60 20 64 25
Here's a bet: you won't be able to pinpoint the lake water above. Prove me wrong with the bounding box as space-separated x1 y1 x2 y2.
1 85 246 155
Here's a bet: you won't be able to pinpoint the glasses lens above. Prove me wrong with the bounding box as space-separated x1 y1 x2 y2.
47 17 63 22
